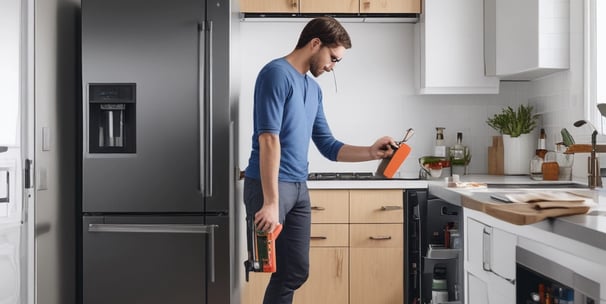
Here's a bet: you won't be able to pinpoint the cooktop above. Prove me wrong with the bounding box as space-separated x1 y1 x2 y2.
307 172 420 181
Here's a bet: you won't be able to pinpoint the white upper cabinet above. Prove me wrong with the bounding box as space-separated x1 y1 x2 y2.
414 0 500 94
484 0 570 80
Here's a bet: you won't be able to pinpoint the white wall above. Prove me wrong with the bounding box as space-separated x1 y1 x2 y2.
238 20 531 177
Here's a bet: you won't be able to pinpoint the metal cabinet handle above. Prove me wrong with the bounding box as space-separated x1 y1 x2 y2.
89 224 219 282
291 0 297 8
482 226 492 271
0 146 7 153
381 205 402 211
369 235 392 240
0 170 9 203
311 206 325 211
336 249 343 277
482 225 515 284
310 236 327 240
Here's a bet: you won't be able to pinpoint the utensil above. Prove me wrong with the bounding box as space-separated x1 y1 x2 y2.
390 128 415 149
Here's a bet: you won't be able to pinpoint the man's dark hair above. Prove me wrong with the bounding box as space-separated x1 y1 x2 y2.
295 17 352 49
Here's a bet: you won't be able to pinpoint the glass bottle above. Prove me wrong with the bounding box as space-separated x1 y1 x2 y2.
434 127 446 157
450 132 465 161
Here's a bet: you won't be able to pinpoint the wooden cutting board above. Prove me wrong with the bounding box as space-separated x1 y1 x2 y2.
461 193 591 225
483 203 590 225
487 136 504 175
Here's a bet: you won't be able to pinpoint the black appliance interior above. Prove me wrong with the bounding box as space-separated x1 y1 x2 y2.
516 246 599 304
406 190 464 304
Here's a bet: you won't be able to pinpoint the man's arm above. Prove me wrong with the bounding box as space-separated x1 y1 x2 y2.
255 132 281 232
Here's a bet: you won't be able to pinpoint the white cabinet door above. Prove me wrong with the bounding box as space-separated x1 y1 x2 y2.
414 0 499 94
465 217 516 304
484 0 569 80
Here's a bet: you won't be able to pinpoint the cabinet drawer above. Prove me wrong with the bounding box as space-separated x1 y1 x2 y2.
309 190 349 223
349 190 403 223
310 224 348 247
350 224 403 248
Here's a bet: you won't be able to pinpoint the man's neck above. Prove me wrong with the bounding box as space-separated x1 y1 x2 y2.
284 50 309 75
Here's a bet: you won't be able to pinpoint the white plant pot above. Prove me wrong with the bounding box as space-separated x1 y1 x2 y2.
502 133 534 175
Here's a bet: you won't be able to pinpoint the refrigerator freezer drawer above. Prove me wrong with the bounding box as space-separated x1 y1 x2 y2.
82 215 214 304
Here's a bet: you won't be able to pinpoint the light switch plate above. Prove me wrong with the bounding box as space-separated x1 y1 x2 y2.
42 127 50 151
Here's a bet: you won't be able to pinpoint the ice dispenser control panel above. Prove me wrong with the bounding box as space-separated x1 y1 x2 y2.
88 83 136 153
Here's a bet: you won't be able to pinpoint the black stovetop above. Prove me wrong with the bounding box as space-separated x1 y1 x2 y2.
307 172 421 181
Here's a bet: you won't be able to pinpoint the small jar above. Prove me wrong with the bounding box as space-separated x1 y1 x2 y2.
542 162 559 181
530 155 544 180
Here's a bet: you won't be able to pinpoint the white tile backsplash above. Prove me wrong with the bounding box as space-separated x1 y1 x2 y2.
237 13 584 179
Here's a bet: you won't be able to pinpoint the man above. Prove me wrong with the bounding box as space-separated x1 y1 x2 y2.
243 16 397 303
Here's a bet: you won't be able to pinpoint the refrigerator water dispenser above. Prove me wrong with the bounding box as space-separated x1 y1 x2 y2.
88 83 136 153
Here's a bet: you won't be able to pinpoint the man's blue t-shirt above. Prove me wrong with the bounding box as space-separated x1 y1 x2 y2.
245 58 344 182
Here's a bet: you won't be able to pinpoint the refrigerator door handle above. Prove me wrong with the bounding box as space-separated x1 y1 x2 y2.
198 20 213 198
88 223 218 282
88 223 215 234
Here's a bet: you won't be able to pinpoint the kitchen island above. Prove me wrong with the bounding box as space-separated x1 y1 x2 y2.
427 175 606 304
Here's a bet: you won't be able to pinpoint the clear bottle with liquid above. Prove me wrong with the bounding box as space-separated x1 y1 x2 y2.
434 127 446 157
450 132 465 161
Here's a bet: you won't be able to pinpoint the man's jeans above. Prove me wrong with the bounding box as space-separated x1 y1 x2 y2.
243 178 311 304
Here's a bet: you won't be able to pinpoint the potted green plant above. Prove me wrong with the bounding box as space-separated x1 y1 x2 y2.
486 104 539 175
486 104 538 137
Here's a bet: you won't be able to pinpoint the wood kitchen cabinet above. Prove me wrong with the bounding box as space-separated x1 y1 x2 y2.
242 189 404 304
360 0 421 14
240 0 420 14
240 0 299 13
300 0 358 14
414 0 499 94
349 190 404 304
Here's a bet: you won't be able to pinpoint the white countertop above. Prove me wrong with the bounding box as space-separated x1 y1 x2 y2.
427 174 606 252
307 179 428 189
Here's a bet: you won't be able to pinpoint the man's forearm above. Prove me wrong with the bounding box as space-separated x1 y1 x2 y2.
259 133 281 205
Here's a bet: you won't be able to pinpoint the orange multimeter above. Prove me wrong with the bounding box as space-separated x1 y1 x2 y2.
244 221 283 281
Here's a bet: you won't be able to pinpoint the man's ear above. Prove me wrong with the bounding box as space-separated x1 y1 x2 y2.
310 37 322 50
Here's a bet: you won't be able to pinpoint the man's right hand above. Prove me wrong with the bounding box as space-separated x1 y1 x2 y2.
254 201 279 232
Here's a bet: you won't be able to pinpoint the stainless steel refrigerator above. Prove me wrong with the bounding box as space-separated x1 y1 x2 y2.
79 0 234 303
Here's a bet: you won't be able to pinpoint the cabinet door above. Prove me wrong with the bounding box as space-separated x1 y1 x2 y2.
467 272 489 304
349 189 403 223
360 0 421 13
241 272 271 303
415 0 499 94
350 224 404 304
240 0 299 13
309 190 349 224
465 217 516 303
485 0 569 80
300 0 358 13
294 247 349 304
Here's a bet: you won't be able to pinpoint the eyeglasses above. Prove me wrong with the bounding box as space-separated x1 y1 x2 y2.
327 48 342 63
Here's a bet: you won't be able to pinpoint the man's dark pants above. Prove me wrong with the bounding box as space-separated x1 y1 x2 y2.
243 178 311 304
